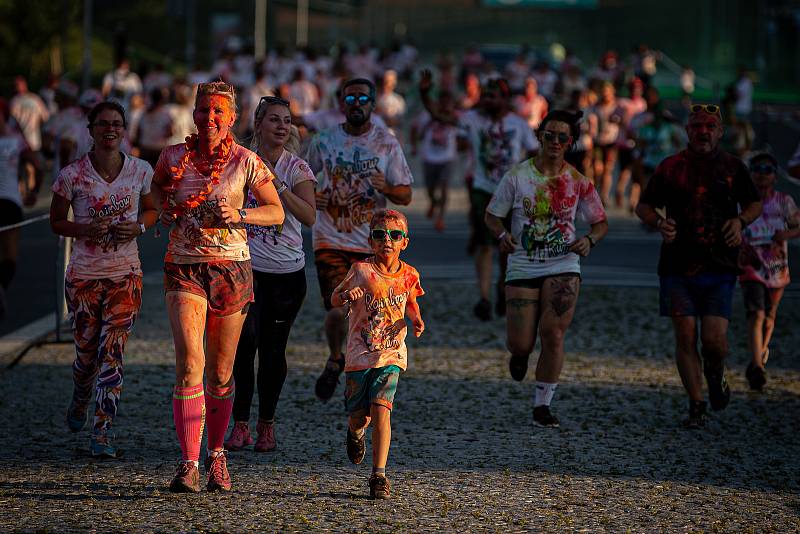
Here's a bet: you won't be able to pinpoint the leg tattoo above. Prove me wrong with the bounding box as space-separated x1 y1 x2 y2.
549 277 579 317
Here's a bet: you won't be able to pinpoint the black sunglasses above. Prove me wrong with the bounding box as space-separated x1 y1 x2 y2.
370 228 407 241
751 163 776 174
541 130 571 144
344 94 372 106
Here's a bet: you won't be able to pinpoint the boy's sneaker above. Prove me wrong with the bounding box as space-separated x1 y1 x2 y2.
90 431 121 459
315 356 343 402
66 401 88 433
533 405 560 428
169 461 201 493
703 361 731 411
369 474 391 500
682 400 708 430
224 421 253 451
509 354 529 381
205 451 232 492
473 298 491 321
346 428 366 465
254 420 276 452
745 362 767 392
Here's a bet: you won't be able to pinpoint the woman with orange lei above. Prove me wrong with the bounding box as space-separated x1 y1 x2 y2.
152 82 284 493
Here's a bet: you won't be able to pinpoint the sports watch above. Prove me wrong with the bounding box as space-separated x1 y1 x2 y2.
238 209 247 221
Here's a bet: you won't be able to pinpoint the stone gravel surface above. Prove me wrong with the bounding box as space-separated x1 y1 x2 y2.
2 273 799 533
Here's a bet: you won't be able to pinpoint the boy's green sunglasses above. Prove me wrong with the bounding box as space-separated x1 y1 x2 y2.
370 229 407 241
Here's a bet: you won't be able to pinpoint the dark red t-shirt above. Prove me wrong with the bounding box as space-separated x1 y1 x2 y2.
641 149 759 276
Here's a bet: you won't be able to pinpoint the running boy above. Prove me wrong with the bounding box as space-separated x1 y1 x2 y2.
331 209 424 499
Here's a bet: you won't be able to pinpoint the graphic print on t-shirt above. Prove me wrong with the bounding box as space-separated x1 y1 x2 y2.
317 149 380 234
478 123 515 186
361 286 408 353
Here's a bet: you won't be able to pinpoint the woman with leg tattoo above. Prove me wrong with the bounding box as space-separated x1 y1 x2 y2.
485 110 608 427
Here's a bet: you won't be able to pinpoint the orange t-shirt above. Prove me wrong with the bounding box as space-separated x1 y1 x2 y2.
335 259 424 372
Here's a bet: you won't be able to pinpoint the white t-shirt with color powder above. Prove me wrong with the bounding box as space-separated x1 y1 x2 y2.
53 153 153 279
458 110 537 194
0 133 28 207
154 142 273 264
306 124 414 254
245 150 317 274
487 160 606 281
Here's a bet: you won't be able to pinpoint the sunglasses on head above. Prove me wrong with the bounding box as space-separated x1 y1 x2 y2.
370 228 407 241
259 95 290 107
690 104 720 115
541 130 571 144
751 163 776 174
344 94 372 106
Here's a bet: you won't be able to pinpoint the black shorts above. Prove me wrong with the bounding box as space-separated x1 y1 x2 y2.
741 280 780 313
506 272 581 290
0 199 23 227
423 161 454 190
469 188 509 248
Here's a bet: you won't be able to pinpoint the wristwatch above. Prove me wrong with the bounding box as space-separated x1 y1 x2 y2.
275 181 289 195
238 209 247 221
139 222 146 235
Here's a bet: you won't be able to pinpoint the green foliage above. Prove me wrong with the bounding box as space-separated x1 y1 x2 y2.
0 0 79 82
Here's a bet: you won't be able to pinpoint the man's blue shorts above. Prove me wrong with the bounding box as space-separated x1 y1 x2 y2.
344 365 401 417
659 273 737 319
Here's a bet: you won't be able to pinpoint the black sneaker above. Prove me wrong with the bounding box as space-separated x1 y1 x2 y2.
315 356 343 402
509 353 529 381
682 399 707 430
703 361 731 411
346 428 366 465
473 298 491 321
533 405 560 428
369 474 391 499
745 362 767 392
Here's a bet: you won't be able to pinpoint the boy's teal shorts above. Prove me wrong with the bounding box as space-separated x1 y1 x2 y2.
344 365 401 417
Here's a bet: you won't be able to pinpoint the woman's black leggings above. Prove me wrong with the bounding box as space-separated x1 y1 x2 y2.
232 268 306 422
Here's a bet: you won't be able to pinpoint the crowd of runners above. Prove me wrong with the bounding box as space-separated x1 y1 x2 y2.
0 41 799 500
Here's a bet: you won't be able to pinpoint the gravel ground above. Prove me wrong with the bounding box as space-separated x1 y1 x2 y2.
1 272 799 533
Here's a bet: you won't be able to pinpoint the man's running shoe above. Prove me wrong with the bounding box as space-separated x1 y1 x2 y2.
473 298 491 322
682 399 707 430
254 420 276 452
533 405 560 428
315 356 343 402
224 421 253 451
169 461 201 493
346 428 366 465
703 361 731 411
369 474 391 500
745 362 767 392
66 401 88 433
205 451 232 492
90 431 121 459
509 354 529 381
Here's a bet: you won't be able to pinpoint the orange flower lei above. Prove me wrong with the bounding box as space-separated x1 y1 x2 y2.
162 133 234 217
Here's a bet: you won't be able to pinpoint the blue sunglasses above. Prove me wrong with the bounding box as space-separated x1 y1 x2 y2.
344 94 372 106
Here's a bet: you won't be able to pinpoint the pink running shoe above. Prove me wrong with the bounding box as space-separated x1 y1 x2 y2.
205 451 232 492
254 420 276 452
224 421 253 451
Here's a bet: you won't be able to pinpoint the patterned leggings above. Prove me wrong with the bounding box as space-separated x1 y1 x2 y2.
65 274 142 433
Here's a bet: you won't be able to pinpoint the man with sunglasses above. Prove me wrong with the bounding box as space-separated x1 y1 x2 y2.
636 104 761 429
306 78 413 402
420 71 538 321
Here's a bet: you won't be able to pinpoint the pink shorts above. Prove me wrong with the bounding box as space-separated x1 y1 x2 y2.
164 260 254 316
